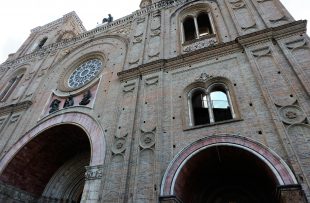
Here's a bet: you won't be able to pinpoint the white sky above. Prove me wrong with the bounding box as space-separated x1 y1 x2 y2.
0 0 309 63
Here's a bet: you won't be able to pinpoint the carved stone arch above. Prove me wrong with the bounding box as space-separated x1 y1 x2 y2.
0 112 106 172
0 112 106 202
160 135 299 203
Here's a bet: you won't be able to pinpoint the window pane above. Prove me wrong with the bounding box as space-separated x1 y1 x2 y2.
192 90 210 125
210 90 233 122
197 12 213 37
183 17 196 42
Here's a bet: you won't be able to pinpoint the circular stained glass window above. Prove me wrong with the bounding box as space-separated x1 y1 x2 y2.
68 59 102 88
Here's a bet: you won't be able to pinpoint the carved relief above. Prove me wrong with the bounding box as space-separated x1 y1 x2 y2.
252 47 295 106
112 138 127 154
85 165 103 180
195 73 213 83
183 38 217 53
228 0 257 33
140 128 156 149
128 19 146 67
286 39 308 51
279 105 306 124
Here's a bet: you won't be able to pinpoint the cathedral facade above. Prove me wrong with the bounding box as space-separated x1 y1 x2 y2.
0 0 310 202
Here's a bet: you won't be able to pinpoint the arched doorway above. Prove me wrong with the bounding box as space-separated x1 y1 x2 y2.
160 135 303 203
0 112 106 203
0 124 90 202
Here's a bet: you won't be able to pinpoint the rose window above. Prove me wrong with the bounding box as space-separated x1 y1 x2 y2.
68 59 102 88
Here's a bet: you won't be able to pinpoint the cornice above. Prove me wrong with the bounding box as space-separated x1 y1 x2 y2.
236 20 307 46
118 20 308 81
117 41 241 81
0 100 32 116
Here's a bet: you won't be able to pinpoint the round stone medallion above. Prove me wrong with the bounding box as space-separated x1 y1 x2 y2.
68 59 102 89
279 105 306 124
140 132 155 149
112 138 126 154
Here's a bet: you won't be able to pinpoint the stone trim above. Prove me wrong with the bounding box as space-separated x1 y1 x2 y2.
0 100 32 116
117 20 307 81
0 112 106 175
85 165 103 180
159 195 183 203
160 135 298 196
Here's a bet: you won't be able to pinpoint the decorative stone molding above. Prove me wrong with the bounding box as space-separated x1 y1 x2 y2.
286 39 308 51
140 129 156 149
112 138 127 154
85 165 103 180
276 184 307 203
229 0 246 10
279 105 306 124
195 73 213 83
145 76 159 86
183 37 217 53
0 101 32 116
270 15 287 24
123 82 136 93
252 47 272 57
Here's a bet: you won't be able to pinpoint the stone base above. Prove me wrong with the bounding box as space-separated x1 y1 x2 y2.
277 184 308 203
159 195 183 203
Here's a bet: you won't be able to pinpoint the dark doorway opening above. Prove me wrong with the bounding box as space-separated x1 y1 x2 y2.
174 146 278 203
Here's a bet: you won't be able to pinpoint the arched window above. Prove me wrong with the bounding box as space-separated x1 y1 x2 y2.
181 10 214 43
0 72 24 102
189 83 235 126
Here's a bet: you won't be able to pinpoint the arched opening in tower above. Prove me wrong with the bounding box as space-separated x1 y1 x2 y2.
0 124 91 203
174 146 278 203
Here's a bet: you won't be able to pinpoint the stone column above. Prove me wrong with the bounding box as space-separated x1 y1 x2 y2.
159 195 183 203
277 184 307 203
81 165 103 202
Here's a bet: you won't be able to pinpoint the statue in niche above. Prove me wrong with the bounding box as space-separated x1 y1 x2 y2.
63 95 74 108
49 99 61 113
79 90 92 106
102 14 113 24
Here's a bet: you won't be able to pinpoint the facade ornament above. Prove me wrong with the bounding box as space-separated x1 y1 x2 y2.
183 38 217 53
63 95 74 108
111 138 127 154
195 73 213 83
49 99 61 113
85 165 103 180
79 90 92 106
279 105 306 124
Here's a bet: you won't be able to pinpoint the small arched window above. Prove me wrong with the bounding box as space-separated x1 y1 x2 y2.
181 10 214 43
189 83 235 126
0 72 24 102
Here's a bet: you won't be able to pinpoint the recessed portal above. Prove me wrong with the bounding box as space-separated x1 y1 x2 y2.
0 124 91 202
174 146 278 203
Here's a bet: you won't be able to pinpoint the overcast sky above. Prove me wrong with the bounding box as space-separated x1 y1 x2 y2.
0 0 309 63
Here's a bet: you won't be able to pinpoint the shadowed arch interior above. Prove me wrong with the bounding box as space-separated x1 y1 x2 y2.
174 146 278 203
0 124 90 198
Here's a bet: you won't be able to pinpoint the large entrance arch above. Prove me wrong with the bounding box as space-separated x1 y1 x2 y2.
160 135 305 203
0 112 106 202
